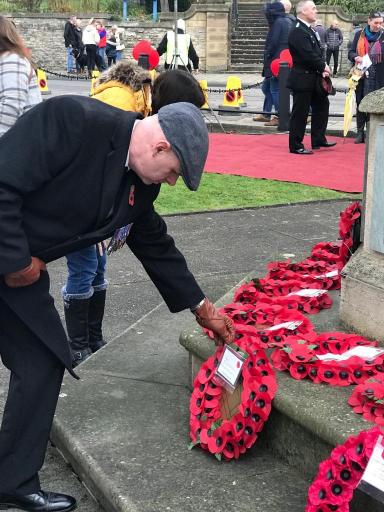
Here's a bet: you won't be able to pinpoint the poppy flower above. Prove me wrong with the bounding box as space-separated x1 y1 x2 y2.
308 479 329 505
207 426 226 454
327 480 354 506
289 362 309 380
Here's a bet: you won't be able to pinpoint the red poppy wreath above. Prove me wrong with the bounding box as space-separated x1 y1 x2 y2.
349 378 384 426
189 337 277 460
305 427 383 512
271 333 383 386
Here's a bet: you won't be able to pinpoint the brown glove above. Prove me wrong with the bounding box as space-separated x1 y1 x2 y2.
193 298 235 346
5 257 46 288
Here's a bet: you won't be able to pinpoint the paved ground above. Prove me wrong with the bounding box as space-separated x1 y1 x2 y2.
0 200 352 511
42 70 352 135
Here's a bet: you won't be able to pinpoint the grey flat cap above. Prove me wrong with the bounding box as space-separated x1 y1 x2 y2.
158 102 209 191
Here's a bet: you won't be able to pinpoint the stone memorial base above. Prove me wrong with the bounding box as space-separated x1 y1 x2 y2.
340 248 384 343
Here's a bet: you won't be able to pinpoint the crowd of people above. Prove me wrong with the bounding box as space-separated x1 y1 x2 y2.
64 15 125 77
254 0 384 148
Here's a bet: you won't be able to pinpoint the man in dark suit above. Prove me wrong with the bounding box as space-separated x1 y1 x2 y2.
287 0 336 154
0 96 234 512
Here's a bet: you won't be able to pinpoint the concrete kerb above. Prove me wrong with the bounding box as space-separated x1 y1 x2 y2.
51 418 135 512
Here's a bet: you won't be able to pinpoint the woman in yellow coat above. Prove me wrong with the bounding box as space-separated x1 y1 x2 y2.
92 60 152 115
63 60 206 366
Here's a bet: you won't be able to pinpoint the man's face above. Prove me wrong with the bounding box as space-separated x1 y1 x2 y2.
301 2 318 24
331 21 338 29
368 16 383 32
133 143 181 187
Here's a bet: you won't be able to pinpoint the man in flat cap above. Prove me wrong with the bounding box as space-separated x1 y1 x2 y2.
0 96 234 512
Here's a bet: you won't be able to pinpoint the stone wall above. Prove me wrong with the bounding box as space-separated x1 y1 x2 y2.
314 6 364 74
6 4 230 73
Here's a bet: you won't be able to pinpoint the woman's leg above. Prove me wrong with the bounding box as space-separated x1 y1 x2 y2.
62 246 99 365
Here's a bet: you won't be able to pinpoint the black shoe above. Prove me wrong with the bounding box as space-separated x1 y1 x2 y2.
89 338 107 354
312 142 337 149
290 148 314 155
0 490 76 511
355 131 365 144
71 347 92 367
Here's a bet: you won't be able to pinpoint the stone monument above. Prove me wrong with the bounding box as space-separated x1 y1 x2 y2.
339 88 384 342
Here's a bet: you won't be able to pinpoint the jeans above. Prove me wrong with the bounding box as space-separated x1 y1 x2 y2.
97 47 107 70
62 245 108 300
66 47 74 72
116 50 123 62
270 77 280 113
261 78 273 118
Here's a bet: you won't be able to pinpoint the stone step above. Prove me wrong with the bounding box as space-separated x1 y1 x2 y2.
179 276 382 512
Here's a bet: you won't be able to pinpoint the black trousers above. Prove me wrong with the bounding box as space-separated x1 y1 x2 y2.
0 295 64 495
326 48 340 73
289 89 329 151
85 44 97 76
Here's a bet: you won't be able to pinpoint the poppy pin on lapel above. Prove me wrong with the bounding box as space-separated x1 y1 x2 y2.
129 185 135 206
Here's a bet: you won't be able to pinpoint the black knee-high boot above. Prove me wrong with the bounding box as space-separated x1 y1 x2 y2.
88 290 107 353
64 298 92 366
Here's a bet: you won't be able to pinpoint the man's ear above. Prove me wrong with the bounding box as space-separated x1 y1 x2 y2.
153 140 171 155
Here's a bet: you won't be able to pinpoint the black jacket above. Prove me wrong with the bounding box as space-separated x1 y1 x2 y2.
287 19 326 91
64 20 77 47
263 9 295 77
0 96 204 371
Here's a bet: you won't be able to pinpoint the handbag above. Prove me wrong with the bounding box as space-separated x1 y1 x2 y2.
316 75 336 97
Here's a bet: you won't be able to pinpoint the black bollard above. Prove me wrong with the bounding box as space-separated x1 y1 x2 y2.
138 53 150 70
278 61 291 132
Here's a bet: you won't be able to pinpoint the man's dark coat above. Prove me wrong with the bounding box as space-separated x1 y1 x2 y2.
287 18 326 91
0 96 204 372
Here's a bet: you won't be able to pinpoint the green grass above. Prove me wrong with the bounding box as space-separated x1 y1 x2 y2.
154 173 360 215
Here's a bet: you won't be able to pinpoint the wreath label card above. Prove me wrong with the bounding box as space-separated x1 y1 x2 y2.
287 288 327 297
317 346 384 362
214 345 247 392
358 434 384 504
267 320 303 331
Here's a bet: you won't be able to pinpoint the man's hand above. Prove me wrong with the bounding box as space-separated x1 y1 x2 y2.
193 298 235 345
322 64 331 77
5 257 46 288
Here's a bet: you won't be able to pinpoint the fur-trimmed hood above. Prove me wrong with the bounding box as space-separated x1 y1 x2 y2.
95 60 151 92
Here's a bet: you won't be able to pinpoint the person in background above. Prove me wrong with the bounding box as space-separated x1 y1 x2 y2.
82 17 100 78
287 0 334 154
63 14 77 73
348 20 361 51
0 15 41 137
73 18 85 74
313 19 327 60
257 0 295 127
348 12 384 144
96 20 107 70
113 25 125 61
105 30 117 67
157 19 199 72
63 63 206 366
326 20 343 76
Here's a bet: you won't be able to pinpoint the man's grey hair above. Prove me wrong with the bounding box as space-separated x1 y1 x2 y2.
280 0 292 13
296 0 313 15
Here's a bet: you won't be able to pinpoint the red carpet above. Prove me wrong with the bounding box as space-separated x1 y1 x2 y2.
205 133 364 193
